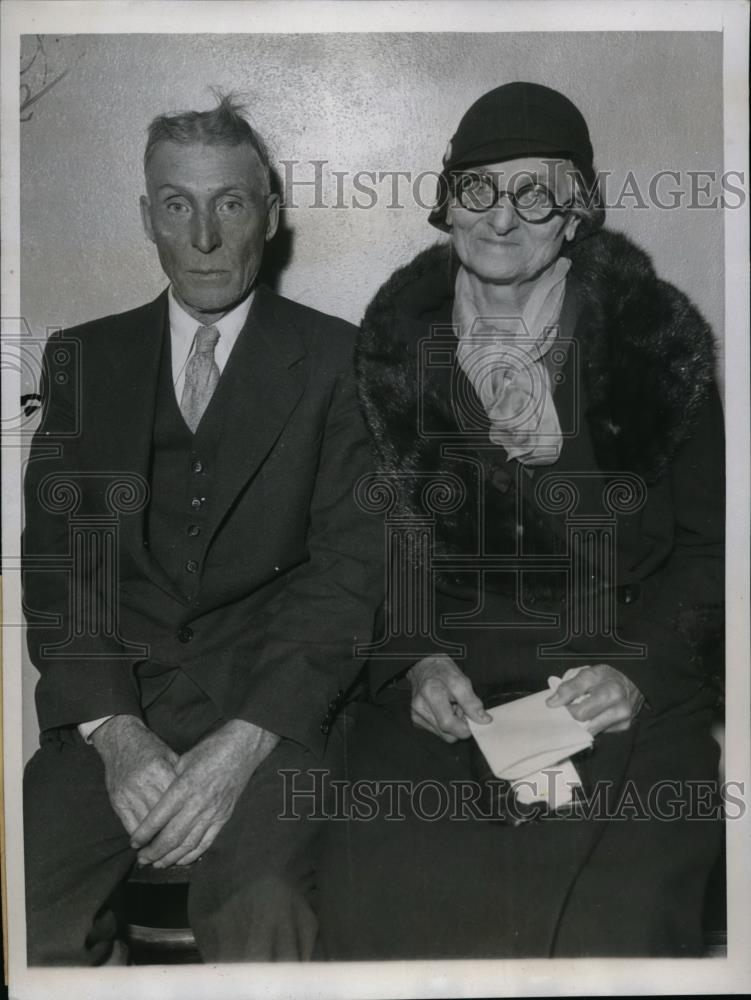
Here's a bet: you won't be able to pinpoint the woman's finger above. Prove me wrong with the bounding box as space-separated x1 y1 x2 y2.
423 683 471 739
411 701 446 739
446 673 492 724
546 668 598 706
582 703 632 736
565 682 622 722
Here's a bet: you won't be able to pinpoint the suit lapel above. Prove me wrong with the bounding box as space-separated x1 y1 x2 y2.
104 291 188 600
202 285 306 546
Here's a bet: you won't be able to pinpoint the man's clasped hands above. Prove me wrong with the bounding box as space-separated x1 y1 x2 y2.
91 714 278 868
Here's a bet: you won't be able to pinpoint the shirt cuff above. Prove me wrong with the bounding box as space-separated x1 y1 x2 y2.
78 716 114 743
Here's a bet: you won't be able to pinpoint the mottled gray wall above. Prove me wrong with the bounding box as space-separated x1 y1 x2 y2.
20 31 724 757
22 32 724 331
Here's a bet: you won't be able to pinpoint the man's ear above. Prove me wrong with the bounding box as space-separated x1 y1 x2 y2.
140 195 156 244
265 193 280 242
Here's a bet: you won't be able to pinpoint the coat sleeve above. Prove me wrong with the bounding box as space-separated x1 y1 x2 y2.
23 333 143 732
610 380 725 714
221 351 385 758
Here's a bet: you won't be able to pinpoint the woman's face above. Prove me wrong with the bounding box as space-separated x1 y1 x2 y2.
447 157 581 285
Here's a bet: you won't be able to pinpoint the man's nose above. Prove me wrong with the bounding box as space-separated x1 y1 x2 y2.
191 210 222 253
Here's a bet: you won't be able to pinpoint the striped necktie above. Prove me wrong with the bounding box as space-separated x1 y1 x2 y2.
180 325 221 433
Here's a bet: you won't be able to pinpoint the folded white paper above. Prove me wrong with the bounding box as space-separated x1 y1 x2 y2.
513 758 582 808
468 676 593 782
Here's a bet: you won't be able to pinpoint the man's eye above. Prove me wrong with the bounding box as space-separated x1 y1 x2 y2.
218 199 243 214
165 202 190 214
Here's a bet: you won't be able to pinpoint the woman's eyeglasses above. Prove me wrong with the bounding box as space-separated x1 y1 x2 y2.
451 172 574 223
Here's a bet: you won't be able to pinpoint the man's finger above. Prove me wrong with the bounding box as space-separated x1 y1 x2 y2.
149 822 207 869
114 804 141 838
115 788 153 830
130 781 187 848
112 762 179 842
137 775 175 813
137 799 207 866
173 822 222 868
174 824 222 867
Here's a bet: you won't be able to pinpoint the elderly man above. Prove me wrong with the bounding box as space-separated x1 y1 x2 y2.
22 94 381 965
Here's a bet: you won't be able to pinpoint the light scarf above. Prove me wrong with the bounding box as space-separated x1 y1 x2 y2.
453 257 570 466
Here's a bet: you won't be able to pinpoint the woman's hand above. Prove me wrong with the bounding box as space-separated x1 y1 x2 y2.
407 655 492 742
545 664 645 735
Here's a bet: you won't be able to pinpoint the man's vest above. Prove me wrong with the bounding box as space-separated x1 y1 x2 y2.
146 329 227 599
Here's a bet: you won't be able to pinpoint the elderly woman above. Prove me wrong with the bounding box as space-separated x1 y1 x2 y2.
316 82 724 958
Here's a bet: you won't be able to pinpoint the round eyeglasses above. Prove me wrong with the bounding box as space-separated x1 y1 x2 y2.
451 172 574 223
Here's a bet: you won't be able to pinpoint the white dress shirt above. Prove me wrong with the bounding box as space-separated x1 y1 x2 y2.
168 286 254 399
78 288 254 744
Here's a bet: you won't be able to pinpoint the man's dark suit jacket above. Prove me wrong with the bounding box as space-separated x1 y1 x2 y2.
23 285 382 756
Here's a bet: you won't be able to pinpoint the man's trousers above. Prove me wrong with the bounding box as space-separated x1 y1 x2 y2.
23 668 343 966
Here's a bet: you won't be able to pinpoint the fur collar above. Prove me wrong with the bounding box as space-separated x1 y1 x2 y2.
356 228 717 561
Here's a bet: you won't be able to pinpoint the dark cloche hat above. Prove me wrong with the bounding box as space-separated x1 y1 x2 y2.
429 81 594 231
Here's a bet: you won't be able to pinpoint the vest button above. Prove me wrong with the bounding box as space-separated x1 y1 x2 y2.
187 524 201 537
191 459 203 474
186 560 199 573
191 497 204 511
177 626 193 643
617 584 640 605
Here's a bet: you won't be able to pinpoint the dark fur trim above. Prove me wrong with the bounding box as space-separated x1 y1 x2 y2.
567 230 717 481
356 229 717 567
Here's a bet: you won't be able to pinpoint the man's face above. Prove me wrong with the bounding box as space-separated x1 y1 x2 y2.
446 157 580 285
140 141 279 322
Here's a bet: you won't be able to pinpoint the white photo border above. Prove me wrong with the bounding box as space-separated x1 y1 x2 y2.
2 2 749 997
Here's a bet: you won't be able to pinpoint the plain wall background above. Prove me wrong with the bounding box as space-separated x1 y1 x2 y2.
20 31 724 758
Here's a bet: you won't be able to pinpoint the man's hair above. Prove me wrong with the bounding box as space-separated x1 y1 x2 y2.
144 91 271 189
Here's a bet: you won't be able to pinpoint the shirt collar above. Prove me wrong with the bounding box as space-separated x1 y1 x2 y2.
168 287 255 356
